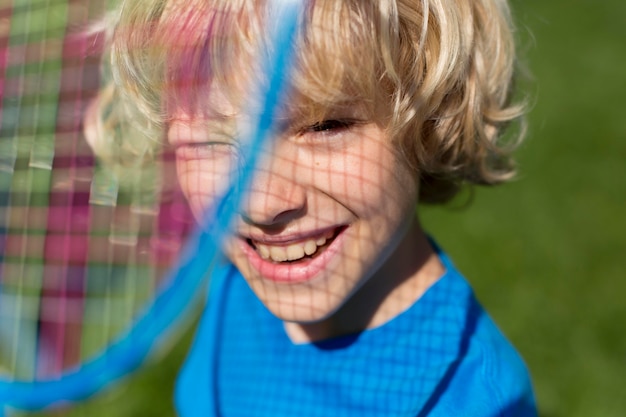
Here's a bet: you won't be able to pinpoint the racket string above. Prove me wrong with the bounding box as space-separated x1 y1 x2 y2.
0 0 188 382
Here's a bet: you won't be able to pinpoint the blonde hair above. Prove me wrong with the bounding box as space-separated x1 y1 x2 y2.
90 0 525 204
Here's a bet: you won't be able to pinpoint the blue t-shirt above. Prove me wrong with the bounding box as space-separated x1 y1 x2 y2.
176 251 536 416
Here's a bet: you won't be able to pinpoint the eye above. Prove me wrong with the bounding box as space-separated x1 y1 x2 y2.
174 141 238 161
306 119 353 133
168 117 239 160
293 118 361 147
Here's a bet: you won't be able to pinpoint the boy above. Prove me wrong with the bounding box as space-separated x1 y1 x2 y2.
93 0 537 415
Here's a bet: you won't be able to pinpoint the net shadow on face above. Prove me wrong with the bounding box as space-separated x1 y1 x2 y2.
168 101 439 343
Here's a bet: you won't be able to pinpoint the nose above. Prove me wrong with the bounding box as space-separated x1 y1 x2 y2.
240 146 306 227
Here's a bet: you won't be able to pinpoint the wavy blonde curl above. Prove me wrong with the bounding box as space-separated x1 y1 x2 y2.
88 0 526 203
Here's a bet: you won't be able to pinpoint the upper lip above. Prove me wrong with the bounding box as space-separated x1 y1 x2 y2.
241 225 343 246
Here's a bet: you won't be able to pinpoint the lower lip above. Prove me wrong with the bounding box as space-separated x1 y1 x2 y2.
239 228 346 284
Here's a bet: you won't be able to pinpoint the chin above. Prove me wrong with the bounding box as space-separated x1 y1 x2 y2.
255 286 344 323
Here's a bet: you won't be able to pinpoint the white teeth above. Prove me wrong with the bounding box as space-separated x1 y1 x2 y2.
269 246 288 262
286 244 305 261
258 244 270 260
253 231 335 262
304 240 317 256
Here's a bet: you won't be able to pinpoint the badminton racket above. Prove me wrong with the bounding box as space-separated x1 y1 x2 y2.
0 0 303 412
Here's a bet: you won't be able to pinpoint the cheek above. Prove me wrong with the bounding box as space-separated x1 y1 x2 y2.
175 156 238 223
329 145 418 219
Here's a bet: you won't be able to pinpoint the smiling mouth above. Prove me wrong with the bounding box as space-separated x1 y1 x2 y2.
246 227 344 263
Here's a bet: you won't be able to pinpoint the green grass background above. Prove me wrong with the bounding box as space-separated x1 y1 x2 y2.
21 0 626 416
422 1 626 415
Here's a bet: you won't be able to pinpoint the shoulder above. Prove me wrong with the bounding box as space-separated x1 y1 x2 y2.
424 278 537 416
429 313 537 417
424 250 537 416
175 262 243 416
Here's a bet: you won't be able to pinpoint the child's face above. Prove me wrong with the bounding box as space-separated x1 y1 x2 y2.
168 87 420 324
